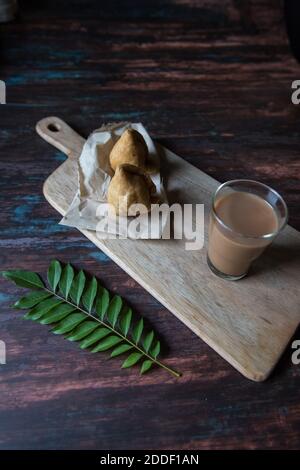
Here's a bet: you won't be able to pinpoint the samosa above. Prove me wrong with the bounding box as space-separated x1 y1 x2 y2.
107 164 155 216
109 129 148 171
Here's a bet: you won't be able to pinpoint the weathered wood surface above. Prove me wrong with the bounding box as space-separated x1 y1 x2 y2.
40 116 300 383
0 0 300 450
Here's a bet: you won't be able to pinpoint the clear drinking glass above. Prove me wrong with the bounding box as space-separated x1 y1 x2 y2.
207 180 288 281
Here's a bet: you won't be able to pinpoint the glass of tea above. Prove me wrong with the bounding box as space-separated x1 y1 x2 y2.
207 180 288 280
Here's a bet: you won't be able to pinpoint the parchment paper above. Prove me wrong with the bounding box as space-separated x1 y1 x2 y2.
60 122 168 239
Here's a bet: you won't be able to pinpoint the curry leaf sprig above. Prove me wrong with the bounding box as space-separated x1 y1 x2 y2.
1 261 181 377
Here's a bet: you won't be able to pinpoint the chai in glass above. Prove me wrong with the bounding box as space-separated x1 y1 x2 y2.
207 180 288 280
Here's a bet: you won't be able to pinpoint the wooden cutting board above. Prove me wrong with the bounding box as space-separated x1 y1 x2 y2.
37 116 300 382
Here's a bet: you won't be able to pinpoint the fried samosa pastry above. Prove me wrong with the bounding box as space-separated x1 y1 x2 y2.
109 129 148 171
107 164 154 216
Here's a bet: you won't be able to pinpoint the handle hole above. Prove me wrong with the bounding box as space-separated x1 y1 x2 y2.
48 123 61 132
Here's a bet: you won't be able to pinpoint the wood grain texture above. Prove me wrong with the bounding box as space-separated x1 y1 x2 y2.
0 0 300 450
39 116 300 382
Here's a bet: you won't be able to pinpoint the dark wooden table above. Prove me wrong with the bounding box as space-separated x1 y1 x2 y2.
0 0 300 450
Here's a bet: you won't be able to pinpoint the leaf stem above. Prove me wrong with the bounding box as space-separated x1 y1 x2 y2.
44 287 181 378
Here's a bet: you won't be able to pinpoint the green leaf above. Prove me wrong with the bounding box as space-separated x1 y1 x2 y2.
24 297 62 320
140 360 153 374
122 352 143 369
143 330 154 353
14 291 51 309
59 264 74 299
67 321 99 341
132 318 143 344
69 270 86 306
82 276 97 312
120 307 132 336
107 295 122 327
40 304 77 324
91 335 122 353
80 328 110 349
95 287 109 320
110 344 132 358
150 341 160 359
5 259 180 377
2 270 44 290
52 312 86 334
47 260 62 292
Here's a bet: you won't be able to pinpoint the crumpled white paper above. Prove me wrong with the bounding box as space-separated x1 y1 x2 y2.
60 122 169 239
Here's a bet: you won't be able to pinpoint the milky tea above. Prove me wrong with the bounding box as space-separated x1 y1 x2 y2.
207 181 288 280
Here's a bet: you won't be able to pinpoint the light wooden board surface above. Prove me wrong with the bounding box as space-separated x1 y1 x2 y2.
37 116 300 381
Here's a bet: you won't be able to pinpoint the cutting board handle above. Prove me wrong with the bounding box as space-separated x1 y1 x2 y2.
36 116 85 159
